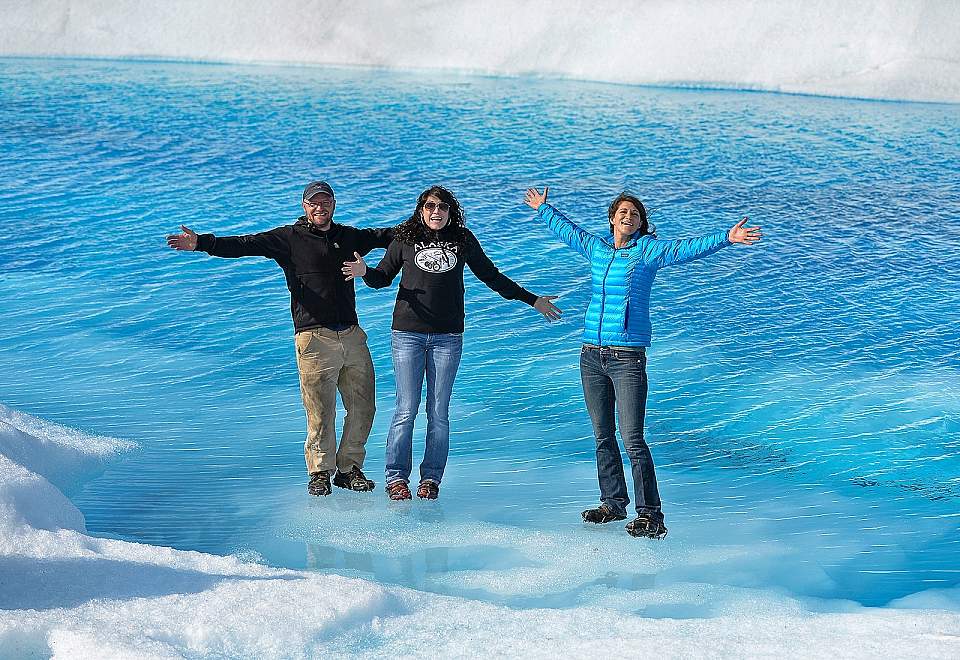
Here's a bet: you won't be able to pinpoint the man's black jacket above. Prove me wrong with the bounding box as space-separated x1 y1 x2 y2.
196 217 393 332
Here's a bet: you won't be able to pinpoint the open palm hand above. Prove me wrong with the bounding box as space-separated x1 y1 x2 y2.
728 217 762 245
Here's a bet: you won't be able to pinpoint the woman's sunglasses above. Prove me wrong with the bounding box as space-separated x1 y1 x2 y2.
423 202 450 212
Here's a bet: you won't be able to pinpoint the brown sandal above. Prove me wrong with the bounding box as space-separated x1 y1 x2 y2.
386 480 412 501
417 480 439 500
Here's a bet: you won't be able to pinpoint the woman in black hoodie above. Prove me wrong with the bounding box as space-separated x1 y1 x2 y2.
342 186 561 500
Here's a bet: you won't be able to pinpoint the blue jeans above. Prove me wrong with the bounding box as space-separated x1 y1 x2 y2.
580 345 663 520
385 331 463 486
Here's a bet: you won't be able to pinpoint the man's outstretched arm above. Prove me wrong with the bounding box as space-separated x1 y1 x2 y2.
166 225 290 260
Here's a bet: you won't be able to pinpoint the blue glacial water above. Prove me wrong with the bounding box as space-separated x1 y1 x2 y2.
1 58 959 613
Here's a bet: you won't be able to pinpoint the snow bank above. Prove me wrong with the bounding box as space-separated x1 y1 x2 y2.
1 403 959 658
0 406 134 499
1 0 958 103
0 403 400 658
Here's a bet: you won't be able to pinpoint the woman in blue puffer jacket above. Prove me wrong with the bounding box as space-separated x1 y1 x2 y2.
524 187 761 539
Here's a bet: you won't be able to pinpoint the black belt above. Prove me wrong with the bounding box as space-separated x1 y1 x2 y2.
582 343 645 353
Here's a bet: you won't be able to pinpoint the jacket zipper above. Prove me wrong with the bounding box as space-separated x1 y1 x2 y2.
597 246 616 346
321 230 342 325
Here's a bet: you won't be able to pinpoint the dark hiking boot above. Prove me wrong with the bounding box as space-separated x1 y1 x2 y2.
386 480 412 501
625 515 668 539
333 466 375 492
417 480 440 500
307 471 331 497
581 504 627 524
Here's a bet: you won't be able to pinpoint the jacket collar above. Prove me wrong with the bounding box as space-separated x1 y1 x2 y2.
604 232 640 250
296 216 342 238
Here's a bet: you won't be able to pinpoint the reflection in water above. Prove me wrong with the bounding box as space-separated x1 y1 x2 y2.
305 544 534 589
594 571 656 591
302 542 662 610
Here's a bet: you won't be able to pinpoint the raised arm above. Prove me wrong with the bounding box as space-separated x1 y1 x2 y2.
643 217 762 269
166 225 290 261
464 231 563 321
524 187 602 259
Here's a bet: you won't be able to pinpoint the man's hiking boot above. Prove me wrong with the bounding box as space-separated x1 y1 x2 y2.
581 504 627 524
625 515 668 539
417 480 440 500
333 466 375 492
307 471 331 497
386 480 412 501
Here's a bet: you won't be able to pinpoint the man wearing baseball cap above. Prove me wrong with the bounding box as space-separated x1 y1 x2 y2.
167 181 393 497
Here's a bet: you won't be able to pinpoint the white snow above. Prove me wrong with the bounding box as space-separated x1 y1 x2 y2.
2 402 960 658
0 0 958 103
0 404 398 658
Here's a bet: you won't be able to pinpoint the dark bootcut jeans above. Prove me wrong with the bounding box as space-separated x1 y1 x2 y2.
580 344 663 521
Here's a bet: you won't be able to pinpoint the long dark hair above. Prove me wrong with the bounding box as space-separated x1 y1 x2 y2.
393 185 468 246
607 192 652 237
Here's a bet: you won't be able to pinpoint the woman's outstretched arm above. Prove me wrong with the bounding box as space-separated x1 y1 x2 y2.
464 230 563 322
645 217 762 269
524 187 601 260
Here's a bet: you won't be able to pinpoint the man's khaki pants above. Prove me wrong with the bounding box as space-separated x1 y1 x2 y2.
294 325 376 476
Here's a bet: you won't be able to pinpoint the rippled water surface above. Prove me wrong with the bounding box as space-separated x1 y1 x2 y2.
2 59 958 612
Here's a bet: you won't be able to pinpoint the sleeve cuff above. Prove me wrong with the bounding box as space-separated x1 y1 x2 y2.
196 233 216 252
519 289 539 306
361 271 383 288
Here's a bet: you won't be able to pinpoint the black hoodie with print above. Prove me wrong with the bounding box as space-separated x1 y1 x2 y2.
362 226 538 333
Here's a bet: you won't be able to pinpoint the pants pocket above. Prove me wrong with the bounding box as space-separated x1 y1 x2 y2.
295 331 313 357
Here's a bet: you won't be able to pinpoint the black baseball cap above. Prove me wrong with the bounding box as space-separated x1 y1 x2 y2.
303 181 335 201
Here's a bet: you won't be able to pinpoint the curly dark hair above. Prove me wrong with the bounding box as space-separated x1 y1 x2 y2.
607 192 651 236
393 185 468 246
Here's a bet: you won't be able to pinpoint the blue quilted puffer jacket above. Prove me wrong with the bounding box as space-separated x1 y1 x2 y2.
535 203 731 347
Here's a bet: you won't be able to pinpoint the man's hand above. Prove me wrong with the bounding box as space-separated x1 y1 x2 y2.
167 225 198 251
524 187 549 210
728 217 762 245
533 295 562 322
342 252 367 281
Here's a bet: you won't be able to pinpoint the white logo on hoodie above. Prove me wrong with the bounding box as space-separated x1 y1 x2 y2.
414 242 459 273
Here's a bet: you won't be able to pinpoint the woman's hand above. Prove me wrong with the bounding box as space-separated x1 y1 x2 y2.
166 225 198 251
524 187 549 210
342 252 367 281
533 295 563 322
728 217 762 245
